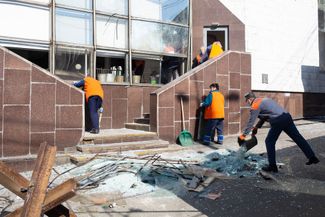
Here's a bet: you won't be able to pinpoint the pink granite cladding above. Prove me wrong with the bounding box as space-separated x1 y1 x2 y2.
151 51 252 142
192 0 245 57
0 47 84 158
99 85 160 129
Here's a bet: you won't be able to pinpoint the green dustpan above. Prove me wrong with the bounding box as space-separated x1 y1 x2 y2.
178 130 193 146
178 97 193 146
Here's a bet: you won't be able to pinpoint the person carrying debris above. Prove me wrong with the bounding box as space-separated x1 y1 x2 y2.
200 83 225 145
239 91 319 172
200 41 224 64
74 76 104 134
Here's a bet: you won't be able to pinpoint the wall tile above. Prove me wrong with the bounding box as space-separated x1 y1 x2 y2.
0 49 3 79
127 87 143 122
56 80 70 105
30 133 55 154
230 72 240 89
158 126 175 142
31 84 55 132
175 95 189 122
56 129 82 151
4 69 30 104
112 86 127 98
203 62 217 89
190 70 203 81
229 52 241 72
228 123 240 135
56 105 83 129
240 108 250 131
143 87 158 114
217 54 228 75
150 94 157 132
223 108 229 135
0 81 2 132
229 112 240 123
189 80 203 118
31 66 55 83
3 106 29 156
112 99 127 128
241 54 251 74
240 75 251 107
175 78 189 95
228 90 240 113
159 87 174 107
102 85 112 118
158 107 174 127
100 117 112 129
5 51 30 70
70 87 83 105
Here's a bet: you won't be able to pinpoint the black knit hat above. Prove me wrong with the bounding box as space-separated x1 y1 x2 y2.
244 91 256 101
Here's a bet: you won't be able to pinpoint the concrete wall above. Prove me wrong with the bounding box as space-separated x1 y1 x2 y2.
0 47 84 158
151 51 251 142
219 0 322 93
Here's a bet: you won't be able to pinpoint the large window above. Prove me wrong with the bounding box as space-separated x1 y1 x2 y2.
132 21 188 54
132 20 162 53
131 0 189 25
56 8 93 45
96 15 128 49
0 2 49 41
55 47 92 81
96 0 128 15
56 0 92 10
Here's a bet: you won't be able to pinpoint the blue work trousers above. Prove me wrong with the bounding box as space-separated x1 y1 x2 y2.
88 96 102 130
266 113 316 165
203 119 224 144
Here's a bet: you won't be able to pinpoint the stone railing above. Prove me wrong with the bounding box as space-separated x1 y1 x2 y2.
0 47 84 158
150 51 252 142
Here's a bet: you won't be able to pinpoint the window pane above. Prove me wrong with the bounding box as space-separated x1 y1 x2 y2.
0 3 49 41
162 25 188 55
131 0 189 24
56 8 93 45
55 47 92 81
96 0 128 15
96 15 128 49
132 21 162 52
56 0 92 10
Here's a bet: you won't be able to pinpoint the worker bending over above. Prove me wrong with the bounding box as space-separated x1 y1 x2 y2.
74 76 104 134
239 91 319 172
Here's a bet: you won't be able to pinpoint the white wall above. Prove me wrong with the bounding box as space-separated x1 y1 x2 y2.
0 3 49 41
219 0 321 92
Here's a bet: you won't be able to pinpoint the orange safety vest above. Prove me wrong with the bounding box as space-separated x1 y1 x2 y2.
204 91 225 119
208 42 224 59
84 77 104 102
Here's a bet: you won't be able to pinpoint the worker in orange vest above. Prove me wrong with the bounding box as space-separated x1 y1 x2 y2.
192 46 206 68
74 76 104 134
200 83 225 145
200 41 224 64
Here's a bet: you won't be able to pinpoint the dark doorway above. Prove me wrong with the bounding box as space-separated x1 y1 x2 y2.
204 26 229 51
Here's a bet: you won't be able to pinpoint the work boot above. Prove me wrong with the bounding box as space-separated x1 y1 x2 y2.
261 164 278 173
306 156 320 165
89 128 99 134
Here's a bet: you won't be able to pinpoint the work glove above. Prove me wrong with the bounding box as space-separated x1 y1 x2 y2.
237 134 246 145
200 102 204 107
252 127 258 136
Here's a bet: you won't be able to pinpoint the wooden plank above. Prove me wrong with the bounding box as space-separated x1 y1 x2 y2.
7 179 77 217
0 161 29 198
20 142 57 217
